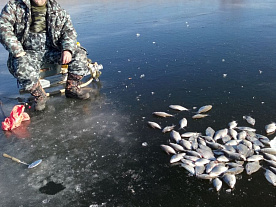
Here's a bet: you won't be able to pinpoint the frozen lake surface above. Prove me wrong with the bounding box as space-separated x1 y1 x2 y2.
0 0 276 206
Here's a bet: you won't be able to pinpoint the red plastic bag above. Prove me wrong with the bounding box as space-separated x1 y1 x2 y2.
2 105 30 131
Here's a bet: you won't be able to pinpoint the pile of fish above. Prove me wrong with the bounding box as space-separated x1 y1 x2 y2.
148 104 276 192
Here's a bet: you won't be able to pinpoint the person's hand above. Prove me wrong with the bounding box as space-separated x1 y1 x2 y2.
15 51 26 58
61 50 72 64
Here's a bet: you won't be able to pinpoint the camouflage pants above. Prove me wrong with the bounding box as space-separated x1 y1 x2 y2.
8 33 88 90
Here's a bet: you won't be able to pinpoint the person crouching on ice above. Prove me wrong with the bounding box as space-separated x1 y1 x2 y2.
0 0 92 111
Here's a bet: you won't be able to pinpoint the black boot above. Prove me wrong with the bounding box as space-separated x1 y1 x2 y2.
65 73 91 99
29 81 47 111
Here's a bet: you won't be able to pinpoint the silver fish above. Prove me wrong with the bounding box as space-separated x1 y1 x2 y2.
160 144 176 155
259 148 276 155
209 165 229 177
214 128 228 141
169 143 186 152
247 155 263 162
216 155 230 162
229 128 238 139
235 126 256 132
195 165 206 176
162 125 175 133
152 112 173 118
170 153 186 163
179 118 188 129
170 130 182 143
181 163 195 175
206 141 225 150
246 149 255 158
222 150 246 161
225 166 244 175
264 169 276 186
227 162 243 168
243 115 255 126
147 121 162 129
181 159 195 167
270 166 276 174
237 131 247 140
225 139 241 146
263 153 276 162
169 105 189 111
222 173 236 189
206 161 219 174
192 114 209 119
179 139 192 150
245 161 261 175
228 121 238 129
236 144 249 157
264 159 276 168
197 137 207 146
200 135 214 142
196 174 215 180
242 139 253 149
265 123 276 134
213 178 223 191
224 145 236 153
186 150 202 158
197 105 212 114
205 127 215 138
197 147 216 160
194 158 210 166
181 132 200 138
253 139 265 148
184 155 199 162
269 137 276 148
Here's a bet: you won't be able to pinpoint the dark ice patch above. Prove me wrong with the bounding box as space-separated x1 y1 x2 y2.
39 181 65 195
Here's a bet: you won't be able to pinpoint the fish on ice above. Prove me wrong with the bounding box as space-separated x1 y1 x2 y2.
169 105 189 111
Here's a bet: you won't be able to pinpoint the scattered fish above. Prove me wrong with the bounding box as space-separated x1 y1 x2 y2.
205 127 215 138
152 105 276 192
160 145 176 155
222 174 236 189
247 155 263 162
169 105 189 111
245 161 261 175
214 128 228 141
229 128 238 139
170 130 182 143
243 115 255 126
179 139 192 150
235 126 256 132
259 148 276 155
265 123 276 134
181 132 200 138
228 121 238 129
153 112 173 118
194 158 210 166
170 153 186 163
197 105 212 114
169 143 186 152
196 174 215 180
225 166 244 175
195 165 205 176
179 118 188 129
213 178 223 191
209 165 228 177
264 169 276 186
192 114 209 119
181 163 195 175
162 125 175 133
148 121 162 129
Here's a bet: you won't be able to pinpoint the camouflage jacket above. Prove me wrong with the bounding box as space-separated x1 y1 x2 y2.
0 0 77 57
